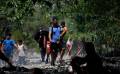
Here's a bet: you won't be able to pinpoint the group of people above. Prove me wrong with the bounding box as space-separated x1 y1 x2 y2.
36 16 74 66
0 16 106 74
0 16 74 67
0 34 26 67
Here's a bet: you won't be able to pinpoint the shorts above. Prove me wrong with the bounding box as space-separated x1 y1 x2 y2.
59 40 66 52
51 42 59 53
61 40 66 49
0 51 9 62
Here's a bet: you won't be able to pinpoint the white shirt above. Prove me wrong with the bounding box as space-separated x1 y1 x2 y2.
18 44 25 56
66 39 73 49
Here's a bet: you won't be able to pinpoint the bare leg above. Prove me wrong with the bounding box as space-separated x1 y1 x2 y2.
60 48 65 61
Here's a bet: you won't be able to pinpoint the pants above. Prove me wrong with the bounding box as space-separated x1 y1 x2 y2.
0 51 13 67
40 47 46 61
51 42 59 65
0 51 9 63
4 50 13 60
17 56 26 65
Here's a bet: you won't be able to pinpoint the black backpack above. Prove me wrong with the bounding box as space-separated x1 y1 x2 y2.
34 26 49 43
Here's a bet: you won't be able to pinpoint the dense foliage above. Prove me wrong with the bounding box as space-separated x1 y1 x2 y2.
0 0 120 53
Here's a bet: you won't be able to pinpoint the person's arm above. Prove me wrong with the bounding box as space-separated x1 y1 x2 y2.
61 27 67 37
71 39 73 45
1 40 5 53
49 27 52 42
14 43 20 54
49 32 52 42
14 43 18 49
68 36 70 41
1 44 4 53
12 40 18 52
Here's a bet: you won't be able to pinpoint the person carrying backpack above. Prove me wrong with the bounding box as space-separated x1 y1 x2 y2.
34 27 49 62
49 16 61 66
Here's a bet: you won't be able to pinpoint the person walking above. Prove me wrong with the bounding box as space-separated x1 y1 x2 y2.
2 34 18 61
1 34 18 67
59 21 68 62
49 16 61 66
66 37 73 58
17 40 26 66
45 41 51 64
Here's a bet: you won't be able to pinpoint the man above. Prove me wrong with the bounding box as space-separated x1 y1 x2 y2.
34 27 49 62
59 21 68 62
0 36 14 67
49 16 61 66
1 34 18 62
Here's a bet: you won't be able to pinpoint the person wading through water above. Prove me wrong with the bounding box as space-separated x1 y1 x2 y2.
0 36 15 68
34 26 49 63
2 34 18 64
59 21 68 62
66 36 73 58
45 22 52 64
49 16 61 66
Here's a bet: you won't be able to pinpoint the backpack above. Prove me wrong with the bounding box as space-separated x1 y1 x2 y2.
34 26 49 43
50 26 61 43
34 26 49 48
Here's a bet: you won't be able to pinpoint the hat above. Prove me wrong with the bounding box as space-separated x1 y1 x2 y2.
52 16 57 21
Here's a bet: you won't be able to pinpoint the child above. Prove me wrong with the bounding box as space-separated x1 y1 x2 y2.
45 41 51 64
66 37 73 58
17 40 26 66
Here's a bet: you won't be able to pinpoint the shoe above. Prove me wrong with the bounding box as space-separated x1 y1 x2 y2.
60 60 63 64
51 62 55 66
9 65 16 71
42 59 44 62
45 59 48 64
